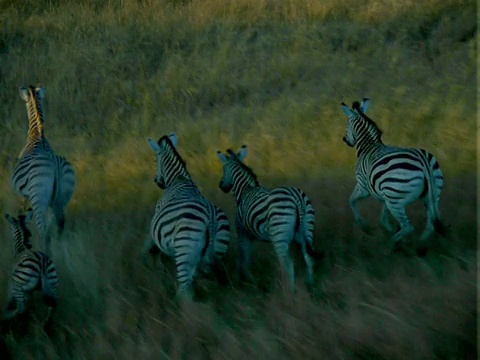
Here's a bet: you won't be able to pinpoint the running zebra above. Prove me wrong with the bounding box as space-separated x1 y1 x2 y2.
216 145 321 292
142 133 230 299
340 98 447 255
3 209 58 321
11 85 75 255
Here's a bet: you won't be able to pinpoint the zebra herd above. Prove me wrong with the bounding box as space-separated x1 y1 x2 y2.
1 85 447 320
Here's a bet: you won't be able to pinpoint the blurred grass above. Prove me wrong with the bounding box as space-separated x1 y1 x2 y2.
0 0 477 359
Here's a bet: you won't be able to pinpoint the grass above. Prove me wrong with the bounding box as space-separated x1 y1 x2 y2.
0 0 477 358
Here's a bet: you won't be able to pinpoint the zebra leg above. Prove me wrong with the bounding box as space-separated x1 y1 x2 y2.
272 237 295 292
237 234 255 284
380 204 395 233
30 199 51 256
386 202 414 252
52 205 66 237
41 278 58 324
295 231 314 290
11 290 28 319
302 248 314 292
174 243 198 300
349 184 373 234
2 290 18 320
141 235 162 268
417 199 435 257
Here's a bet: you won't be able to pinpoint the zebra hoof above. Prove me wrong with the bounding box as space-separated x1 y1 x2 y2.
392 242 402 254
360 224 374 235
416 247 428 257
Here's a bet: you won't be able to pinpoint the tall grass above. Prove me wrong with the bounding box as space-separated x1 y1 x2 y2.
0 0 476 358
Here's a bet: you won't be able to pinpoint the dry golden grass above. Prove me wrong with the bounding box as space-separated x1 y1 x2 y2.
0 0 477 358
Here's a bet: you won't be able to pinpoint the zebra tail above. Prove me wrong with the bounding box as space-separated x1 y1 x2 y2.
425 162 448 238
299 193 323 260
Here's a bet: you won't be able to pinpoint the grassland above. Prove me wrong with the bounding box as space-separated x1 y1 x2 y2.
0 0 477 359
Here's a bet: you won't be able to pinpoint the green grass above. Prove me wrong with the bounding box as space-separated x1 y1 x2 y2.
0 0 477 358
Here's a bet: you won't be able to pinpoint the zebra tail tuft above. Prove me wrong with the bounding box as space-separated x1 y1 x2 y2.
433 218 449 238
306 241 324 261
212 258 229 287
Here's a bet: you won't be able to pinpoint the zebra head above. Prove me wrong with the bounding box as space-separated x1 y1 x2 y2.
216 145 251 193
147 133 187 189
341 98 371 147
19 85 45 120
4 209 34 256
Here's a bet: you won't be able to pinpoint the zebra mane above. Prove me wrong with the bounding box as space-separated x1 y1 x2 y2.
226 149 259 186
17 215 33 250
157 135 187 169
352 101 383 142
5 213 33 251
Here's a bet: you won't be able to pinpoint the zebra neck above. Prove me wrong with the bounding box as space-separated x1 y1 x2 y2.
14 247 27 257
14 239 28 257
232 178 257 204
26 101 44 144
167 173 193 188
19 102 47 157
356 138 383 158
18 135 51 158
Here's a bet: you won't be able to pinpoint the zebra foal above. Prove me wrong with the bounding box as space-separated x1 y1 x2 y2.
142 133 230 299
341 98 447 255
2 209 58 321
216 145 322 292
11 85 75 255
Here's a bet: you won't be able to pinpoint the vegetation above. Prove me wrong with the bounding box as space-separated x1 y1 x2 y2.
0 0 476 358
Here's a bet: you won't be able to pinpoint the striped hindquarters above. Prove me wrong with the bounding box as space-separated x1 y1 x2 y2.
240 186 303 241
12 251 58 295
11 151 56 197
150 183 211 258
368 148 442 200
11 150 75 207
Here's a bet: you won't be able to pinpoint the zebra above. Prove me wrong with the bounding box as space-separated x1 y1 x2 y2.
142 133 230 299
216 145 322 292
340 98 447 255
2 209 58 321
11 85 75 255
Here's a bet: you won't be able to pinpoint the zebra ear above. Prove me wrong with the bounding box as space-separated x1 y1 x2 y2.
341 102 354 117
35 85 44 100
147 138 161 153
216 149 228 164
19 87 30 101
237 145 248 162
360 98 370 113
4 213 13 223
168 133 178 148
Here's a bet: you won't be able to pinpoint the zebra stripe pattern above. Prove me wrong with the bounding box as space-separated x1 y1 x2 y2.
142 133 230 299
3 209 58 321
216 145 320 291
341 98 447 255
11 85 75 255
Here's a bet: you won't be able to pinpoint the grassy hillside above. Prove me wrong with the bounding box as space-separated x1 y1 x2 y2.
0 0 477 359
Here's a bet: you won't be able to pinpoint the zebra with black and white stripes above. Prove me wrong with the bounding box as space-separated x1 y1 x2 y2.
216 145 321 292
341 98 447 255
3 209 58 321
11 85 75 255
142 133 230 299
